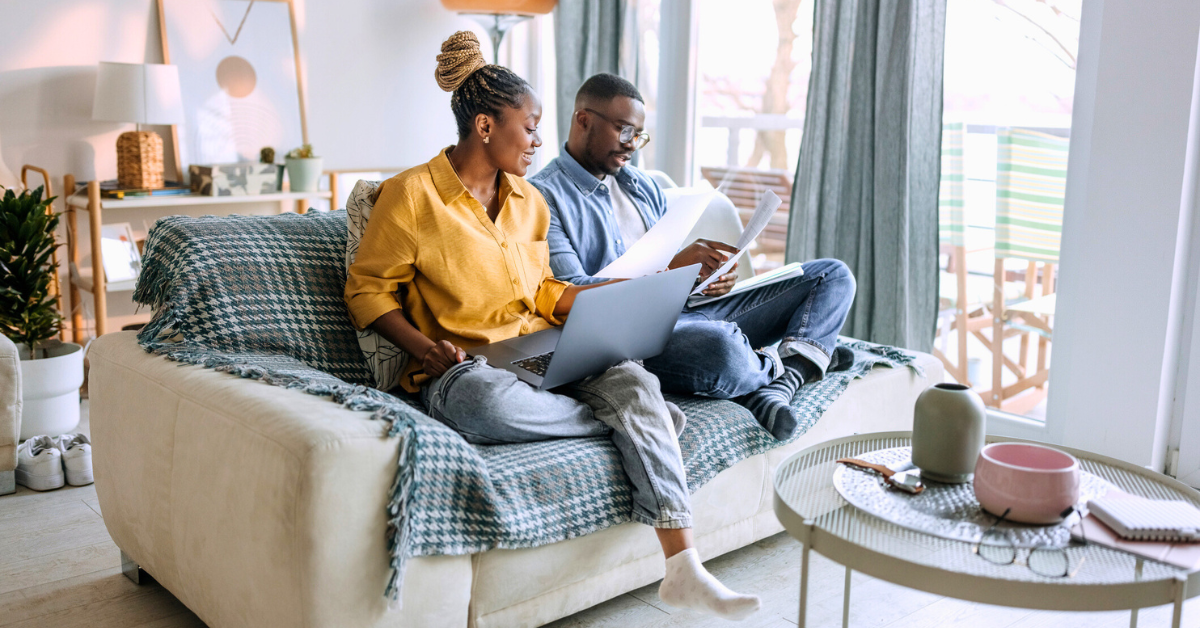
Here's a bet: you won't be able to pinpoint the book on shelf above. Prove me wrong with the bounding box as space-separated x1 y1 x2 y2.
98 180 191 199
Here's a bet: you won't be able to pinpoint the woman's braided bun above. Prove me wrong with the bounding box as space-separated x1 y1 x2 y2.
436 31 487 93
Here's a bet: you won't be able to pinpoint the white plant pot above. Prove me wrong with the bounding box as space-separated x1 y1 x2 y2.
17 341 83 440
286 157 323 193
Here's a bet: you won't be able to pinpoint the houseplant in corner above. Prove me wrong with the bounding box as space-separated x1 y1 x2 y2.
0 185 83 440
285 143 322 193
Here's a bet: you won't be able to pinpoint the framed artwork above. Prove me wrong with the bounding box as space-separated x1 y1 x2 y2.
158 0 309 180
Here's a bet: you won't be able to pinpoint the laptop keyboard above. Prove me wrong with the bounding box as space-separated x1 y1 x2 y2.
513 351 554 376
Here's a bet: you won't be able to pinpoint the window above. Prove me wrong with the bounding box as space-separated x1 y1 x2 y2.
694 0 814 273
937 0 1081 420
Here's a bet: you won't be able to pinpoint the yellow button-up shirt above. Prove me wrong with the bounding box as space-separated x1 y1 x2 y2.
345 148 571 391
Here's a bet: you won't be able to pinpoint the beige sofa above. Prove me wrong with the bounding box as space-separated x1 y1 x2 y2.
0 334 19 495
90 330 940 627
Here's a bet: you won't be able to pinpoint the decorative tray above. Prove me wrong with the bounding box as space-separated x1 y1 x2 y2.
832 446 1112 547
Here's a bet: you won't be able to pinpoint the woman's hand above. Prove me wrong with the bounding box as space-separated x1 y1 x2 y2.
422 340 467 378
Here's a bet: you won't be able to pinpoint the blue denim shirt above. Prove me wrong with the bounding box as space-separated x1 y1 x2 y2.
528 146 668 285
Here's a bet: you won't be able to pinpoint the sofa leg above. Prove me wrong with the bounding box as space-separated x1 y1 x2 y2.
0 470 13 496
121 550 153 585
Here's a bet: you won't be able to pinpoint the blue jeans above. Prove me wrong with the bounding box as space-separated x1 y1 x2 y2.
643 258 856 398
421 356 693 529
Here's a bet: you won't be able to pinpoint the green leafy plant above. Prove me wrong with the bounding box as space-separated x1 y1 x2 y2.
286 144 316 159
260 146 276 164
0 186 63 359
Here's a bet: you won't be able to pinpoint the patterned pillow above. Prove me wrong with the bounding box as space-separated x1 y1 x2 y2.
345 179 409 390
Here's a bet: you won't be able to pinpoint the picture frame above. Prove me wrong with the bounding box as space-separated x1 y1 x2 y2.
157 0 310 181
99 223 142 289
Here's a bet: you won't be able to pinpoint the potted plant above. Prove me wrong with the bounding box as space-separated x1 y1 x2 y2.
0 185 83 440
285 144 323 193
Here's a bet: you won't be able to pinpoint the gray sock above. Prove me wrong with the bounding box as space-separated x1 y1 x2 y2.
737 366 804 440
782 354 823 382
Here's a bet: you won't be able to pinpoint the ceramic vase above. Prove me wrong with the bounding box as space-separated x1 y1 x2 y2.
911 383 986 484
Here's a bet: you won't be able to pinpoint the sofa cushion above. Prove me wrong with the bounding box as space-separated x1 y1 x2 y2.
345 180 409 391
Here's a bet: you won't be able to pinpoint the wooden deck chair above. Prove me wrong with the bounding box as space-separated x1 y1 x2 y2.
933 122 1000 385
981 128 1069 412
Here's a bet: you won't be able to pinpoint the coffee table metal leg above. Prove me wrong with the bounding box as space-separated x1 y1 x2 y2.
1171 575 1185 628
1130 558 1143 628
799 542 811 628
842 566 852 628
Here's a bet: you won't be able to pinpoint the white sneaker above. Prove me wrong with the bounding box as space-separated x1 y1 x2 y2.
16 436 65 491
55 434 94 486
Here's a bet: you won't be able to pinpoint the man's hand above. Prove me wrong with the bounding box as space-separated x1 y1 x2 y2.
701 270 738 296
669 239 739 278
422 340 467 378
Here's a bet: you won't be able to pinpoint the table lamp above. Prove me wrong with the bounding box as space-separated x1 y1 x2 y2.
92 62 184 189
440 0 557 64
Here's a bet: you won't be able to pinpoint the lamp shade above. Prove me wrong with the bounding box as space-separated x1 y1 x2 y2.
440 0 556 15
92 62 184 125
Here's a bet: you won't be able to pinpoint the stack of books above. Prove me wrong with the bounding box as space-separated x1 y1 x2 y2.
1071 490 1200 569
99 180 190 199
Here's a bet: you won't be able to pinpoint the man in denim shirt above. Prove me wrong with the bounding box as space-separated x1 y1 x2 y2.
530 74 855 439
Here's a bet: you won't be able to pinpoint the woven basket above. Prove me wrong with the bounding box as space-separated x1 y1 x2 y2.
116 131 164 189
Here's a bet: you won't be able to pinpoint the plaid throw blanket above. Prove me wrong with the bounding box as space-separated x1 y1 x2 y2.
133 211 920 607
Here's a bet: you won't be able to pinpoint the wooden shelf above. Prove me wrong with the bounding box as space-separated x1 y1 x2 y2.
66 190 331 210
64 176 338 341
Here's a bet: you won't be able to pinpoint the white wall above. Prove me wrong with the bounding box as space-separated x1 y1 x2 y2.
1047 0 1200 469
0 0 547 183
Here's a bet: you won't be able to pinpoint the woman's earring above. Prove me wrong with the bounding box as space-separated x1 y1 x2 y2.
483 136 490 144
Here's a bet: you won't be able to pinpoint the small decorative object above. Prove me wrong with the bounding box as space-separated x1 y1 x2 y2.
189 163 281 195
92 62 184 188
285 144 323 193
0 186 84 439
440 0 557 62
974 442 1080 524
911 383 986 483
260 147 276 164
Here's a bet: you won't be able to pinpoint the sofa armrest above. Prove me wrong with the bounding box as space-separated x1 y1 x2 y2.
0 333 19 491
89 332 470 628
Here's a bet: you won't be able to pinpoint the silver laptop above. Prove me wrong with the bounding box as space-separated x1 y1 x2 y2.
470 264 701 389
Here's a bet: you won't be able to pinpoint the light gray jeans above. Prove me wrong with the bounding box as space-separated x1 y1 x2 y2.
421 356 693 529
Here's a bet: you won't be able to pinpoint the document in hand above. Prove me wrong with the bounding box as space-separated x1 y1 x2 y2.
687 261 805 307
691 190 783 295
593 189 716 278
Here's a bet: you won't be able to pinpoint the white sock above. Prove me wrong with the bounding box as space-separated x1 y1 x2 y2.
658 548 761 621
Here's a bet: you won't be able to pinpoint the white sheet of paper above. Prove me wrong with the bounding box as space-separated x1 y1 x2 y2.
594 189 715 278
692 190 782 295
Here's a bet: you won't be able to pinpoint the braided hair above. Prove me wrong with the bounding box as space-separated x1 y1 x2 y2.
436 31 532 139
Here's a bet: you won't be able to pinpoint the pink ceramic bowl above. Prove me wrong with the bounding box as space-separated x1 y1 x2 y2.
973 442 1080 524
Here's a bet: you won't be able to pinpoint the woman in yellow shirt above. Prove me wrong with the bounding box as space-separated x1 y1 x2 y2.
344 32 759 620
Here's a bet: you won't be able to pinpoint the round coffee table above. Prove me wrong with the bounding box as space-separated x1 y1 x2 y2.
773 431 1200 627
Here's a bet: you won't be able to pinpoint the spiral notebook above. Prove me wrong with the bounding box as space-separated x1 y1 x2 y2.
1089 491 1200 542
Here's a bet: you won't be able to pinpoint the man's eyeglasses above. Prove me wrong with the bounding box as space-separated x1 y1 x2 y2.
972 506 1085 578
583 108 651 151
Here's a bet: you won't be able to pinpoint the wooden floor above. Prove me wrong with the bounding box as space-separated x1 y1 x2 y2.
4 403 1197 628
